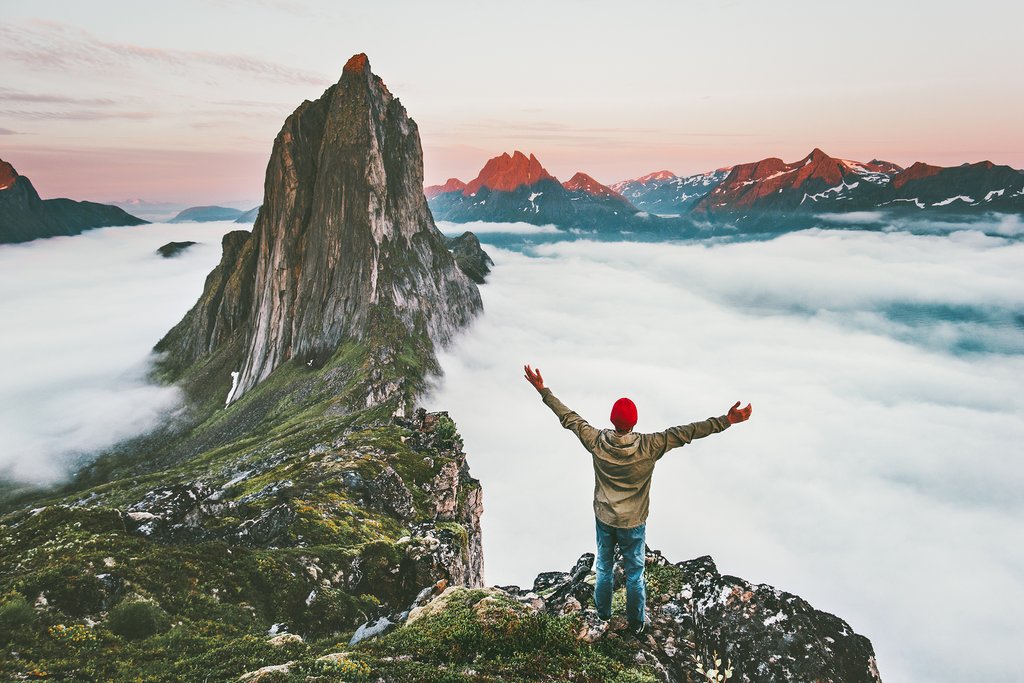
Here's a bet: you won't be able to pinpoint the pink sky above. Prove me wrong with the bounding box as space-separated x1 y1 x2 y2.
1 1 1022 204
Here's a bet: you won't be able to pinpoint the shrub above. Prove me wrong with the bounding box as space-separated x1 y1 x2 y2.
433 416 461 450
0 594 36 638
106 599 170 640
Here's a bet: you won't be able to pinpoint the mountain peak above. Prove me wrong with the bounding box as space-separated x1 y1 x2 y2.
157 54 481 408
343 53 370 74
892 161 945 189
563 171 625 200
424 177 467 199
635 170 677 184
463 150 556 195
0 158 18 191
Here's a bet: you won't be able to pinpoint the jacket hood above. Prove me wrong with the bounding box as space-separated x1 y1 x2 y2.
597 429 641 459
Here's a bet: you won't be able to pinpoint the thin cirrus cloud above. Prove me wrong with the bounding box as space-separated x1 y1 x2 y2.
0 19 327 85
426 219 1024 683
0 221 250 484
0 109 156 122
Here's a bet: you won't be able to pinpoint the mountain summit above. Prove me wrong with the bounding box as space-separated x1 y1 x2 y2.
463 151 556 195
156 53 481 411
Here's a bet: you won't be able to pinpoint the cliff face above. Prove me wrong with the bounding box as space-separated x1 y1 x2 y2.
0 157 147 244
237 54 479 401
155 54 480 413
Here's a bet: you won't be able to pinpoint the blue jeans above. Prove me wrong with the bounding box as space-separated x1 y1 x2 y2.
594 518 646 626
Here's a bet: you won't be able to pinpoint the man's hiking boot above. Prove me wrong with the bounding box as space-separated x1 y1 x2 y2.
628 621 646 638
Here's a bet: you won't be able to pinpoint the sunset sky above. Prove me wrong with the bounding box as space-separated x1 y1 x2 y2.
2 0 1022 204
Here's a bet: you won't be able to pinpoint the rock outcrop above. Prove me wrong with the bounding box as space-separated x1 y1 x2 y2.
156 241 197 258
346 548 881 683
154 54 481 410
0 157 146 244
445 231 493 284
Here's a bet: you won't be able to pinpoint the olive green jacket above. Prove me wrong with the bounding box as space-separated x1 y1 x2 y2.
540 388 730 528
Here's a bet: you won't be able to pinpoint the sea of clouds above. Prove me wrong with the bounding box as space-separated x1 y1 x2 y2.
1 217 1021 681
0 221 248 483
427 221 1024 683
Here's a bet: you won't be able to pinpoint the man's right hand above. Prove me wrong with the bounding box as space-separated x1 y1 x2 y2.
727 401 752 424
524 364 546 393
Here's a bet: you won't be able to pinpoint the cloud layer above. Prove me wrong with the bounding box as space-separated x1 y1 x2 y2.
0 221 248 483
426 224 1024 682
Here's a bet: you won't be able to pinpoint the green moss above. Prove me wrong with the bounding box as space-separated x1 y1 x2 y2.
645 563 685 598
355 588 658 683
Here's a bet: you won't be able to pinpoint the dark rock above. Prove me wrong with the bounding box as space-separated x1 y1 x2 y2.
234 503 295 546
156 241 196 258
338 469 366 493
445 231 493 284
520 550 881 683
0 157 147 244
367 466 415 520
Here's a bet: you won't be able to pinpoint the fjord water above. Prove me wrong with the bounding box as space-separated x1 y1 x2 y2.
428 219 1024 683
1 218 1021 681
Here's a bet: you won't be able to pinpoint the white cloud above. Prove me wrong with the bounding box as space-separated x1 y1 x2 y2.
0 221 249 483
426 224 1024 682
435 219 563 235
815 210 887 223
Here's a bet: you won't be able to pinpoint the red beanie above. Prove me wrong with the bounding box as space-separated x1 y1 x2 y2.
610 397 637 432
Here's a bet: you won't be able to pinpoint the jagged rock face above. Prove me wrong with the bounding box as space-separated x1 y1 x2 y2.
445 231 494 284
232 54 480 400
0 157 146 244
154 230 255 378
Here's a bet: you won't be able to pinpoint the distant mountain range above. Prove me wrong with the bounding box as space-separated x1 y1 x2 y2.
427 149 1024 232
427 151 646 231
0 158 147 244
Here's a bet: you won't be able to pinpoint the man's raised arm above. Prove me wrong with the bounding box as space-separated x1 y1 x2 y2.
651 401 752 459
524 364 600 450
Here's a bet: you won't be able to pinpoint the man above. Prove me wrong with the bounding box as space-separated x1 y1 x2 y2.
523 363 752 637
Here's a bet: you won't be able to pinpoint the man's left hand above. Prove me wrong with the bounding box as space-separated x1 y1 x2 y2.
727 401 752 424
524 364 546 393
